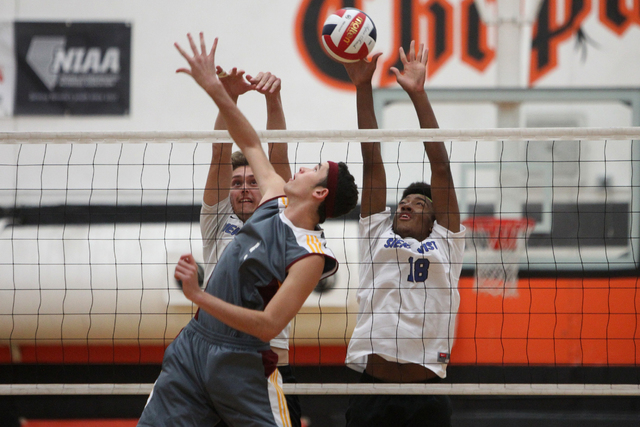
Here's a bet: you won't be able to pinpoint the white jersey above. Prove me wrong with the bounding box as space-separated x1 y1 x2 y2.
345 208 466 379
200 198 290 351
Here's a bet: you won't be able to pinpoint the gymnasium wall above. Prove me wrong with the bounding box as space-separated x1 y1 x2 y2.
1 0 639 133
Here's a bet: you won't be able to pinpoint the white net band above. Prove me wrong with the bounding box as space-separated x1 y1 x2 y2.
1 383 639 396
1 127 640 144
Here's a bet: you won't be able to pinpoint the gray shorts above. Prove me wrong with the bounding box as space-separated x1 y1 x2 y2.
138 321 278 427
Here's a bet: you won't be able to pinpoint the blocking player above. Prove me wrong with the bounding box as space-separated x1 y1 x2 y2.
343 41 465 427
137 33 358 427
202 66 301 427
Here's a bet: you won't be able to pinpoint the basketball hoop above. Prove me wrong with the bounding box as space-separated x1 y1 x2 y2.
463 216 535 297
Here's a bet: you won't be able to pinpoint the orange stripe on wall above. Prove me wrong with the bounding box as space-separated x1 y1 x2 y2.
0 346 11 363
0 345 168 364
290 345 347 365
2 278 637 367
452 277 640 365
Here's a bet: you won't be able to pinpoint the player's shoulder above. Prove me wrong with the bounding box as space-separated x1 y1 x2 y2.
249 196 286 221
258 196 287 211
201 197 233 213
359 207 393 233
431 221 466 239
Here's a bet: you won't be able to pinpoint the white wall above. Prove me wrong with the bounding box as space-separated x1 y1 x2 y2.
0 0 357 132
1 0 638 134
2 0 639 345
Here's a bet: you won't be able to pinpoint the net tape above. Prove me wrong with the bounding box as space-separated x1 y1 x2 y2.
1 127 640 144
1 383 639 396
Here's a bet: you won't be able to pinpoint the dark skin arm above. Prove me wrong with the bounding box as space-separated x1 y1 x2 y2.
391 41 460 232
344 53 386 218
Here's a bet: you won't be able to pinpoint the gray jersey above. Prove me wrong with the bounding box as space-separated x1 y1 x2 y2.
201 198 290 350
195 196 338 347
140 197 338 427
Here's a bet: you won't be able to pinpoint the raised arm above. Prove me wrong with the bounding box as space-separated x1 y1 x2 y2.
248 72 292 182
391 41 460 232
344 53 386 218
204 68 253 206
176 253 324 342
176 33 284 202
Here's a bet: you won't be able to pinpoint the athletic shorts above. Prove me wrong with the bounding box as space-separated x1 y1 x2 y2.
345 371 452 427
138 322 279 427
216 363 301 427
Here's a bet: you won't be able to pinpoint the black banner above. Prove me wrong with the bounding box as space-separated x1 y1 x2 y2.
14 22 131 115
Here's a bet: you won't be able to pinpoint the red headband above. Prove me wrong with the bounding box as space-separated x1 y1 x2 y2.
325 161 339 219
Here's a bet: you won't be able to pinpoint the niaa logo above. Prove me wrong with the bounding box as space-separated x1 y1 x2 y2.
26 36 121 91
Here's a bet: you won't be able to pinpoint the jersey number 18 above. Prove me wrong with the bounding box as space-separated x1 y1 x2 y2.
407 257 430 282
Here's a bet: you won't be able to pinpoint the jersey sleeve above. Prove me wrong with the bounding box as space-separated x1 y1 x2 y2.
430 221 467 278
358 208 393 260
359 208 393 240
277 210 339 280
430 221 466 248
200 198 234 248
200 198 237 280
292 231 338 279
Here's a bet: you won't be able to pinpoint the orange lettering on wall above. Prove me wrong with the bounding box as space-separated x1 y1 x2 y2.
599 0 640 35
425 0 455 78
529 0 591 85
378 0 412 88
460 0 495 72
296 0 626 90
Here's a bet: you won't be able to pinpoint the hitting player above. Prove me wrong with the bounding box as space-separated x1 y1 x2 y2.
137 33 358 427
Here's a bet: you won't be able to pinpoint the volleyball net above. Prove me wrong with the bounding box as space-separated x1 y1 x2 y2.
1 127 639 397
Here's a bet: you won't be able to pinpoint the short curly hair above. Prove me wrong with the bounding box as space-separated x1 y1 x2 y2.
402 182 432 201
316 162 358 223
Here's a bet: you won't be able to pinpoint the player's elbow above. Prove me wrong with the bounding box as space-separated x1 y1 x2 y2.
254 315 287 343
255 325 280 343
256 331 275 343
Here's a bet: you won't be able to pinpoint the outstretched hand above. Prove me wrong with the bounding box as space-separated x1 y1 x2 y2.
343 53 383 87
175 32 223 95
216 67 253 99
247 72 281 96
390 40 427 94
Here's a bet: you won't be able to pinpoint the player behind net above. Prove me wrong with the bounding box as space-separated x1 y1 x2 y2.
137 33 358 427
202 65 301 427
343 41 466 427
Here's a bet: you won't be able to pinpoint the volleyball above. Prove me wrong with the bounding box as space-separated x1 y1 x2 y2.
321 8 377 63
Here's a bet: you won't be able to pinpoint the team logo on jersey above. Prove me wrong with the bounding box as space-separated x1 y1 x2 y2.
383 237 411 249
417 241 439 254
222 223 240 236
